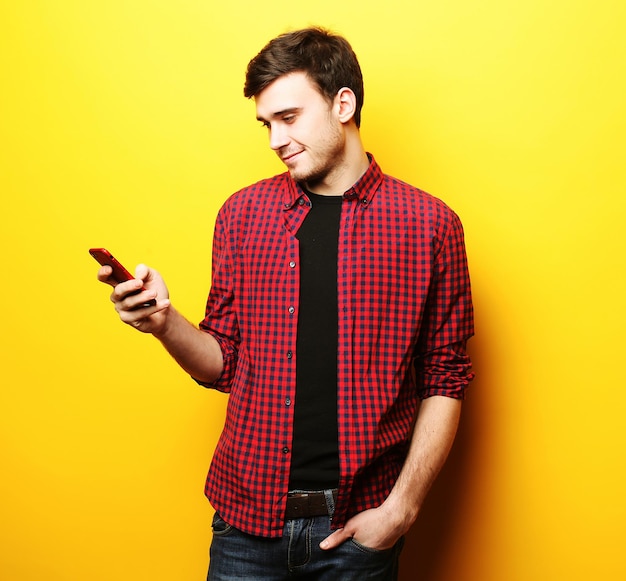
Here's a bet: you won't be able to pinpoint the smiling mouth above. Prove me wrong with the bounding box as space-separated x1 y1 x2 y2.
281 150 303 164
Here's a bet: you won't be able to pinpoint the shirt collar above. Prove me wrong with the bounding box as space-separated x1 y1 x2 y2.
282 153 383 210
343 153 383 206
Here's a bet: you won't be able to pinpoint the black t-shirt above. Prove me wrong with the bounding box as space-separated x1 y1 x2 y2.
289 191 342 490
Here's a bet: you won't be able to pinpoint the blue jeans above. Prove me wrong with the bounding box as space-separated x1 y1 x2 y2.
208 513 404 580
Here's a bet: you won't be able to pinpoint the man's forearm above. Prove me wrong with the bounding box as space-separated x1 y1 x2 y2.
383 395 462 530
153 307 224 383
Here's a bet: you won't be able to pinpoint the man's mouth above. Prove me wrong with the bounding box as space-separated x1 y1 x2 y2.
281 150 303 164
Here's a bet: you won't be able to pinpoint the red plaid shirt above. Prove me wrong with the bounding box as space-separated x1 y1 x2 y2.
197 155 474 537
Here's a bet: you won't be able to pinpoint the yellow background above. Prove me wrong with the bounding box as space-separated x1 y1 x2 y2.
2 1 625 579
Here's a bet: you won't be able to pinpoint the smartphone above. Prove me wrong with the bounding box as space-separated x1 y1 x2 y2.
89 247 156 307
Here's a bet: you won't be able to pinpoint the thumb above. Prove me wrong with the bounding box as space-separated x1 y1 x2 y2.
320 527 350 551
134 263 150 281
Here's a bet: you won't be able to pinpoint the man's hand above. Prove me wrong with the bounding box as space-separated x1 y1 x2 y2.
320 503 412 552
97 261 224 383
97 263 171 335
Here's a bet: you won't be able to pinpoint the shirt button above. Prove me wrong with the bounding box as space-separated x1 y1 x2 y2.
285 397 292 406
288 306 295 314
289 261 296 268
282 447 290 454
298 198 305 206
287 351 292 359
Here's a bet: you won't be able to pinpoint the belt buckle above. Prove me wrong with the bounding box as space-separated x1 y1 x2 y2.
285 490 334 519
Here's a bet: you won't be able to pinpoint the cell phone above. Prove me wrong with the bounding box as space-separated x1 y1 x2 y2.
89 247 156 307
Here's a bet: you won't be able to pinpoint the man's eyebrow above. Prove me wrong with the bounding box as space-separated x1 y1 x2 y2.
256 107 302 122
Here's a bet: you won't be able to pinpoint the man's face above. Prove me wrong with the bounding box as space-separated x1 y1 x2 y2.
255 72 346 189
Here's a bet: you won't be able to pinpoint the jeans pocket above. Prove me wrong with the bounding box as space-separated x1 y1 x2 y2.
348 537 394 555
211 512 234 537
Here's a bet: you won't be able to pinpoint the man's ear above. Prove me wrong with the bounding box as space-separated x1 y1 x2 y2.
335 87 357 124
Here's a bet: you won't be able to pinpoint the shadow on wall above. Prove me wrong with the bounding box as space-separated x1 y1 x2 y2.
399 335 489 581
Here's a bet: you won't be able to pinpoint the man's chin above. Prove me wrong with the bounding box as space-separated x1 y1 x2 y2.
287 168 308 183
288 167 325 187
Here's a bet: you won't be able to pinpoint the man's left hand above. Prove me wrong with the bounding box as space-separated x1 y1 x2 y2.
319 505 410 551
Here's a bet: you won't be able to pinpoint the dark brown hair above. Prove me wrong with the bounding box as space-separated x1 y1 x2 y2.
244 27 365 127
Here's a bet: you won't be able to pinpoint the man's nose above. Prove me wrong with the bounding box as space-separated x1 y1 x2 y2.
269 125 289 151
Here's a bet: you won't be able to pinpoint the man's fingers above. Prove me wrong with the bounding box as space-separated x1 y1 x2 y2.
97 265 116 286
319 528 350 550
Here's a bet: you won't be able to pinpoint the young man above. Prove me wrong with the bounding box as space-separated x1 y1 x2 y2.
98 27 474 580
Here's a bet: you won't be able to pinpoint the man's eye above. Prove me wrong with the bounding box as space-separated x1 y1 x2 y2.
260 121 270 129
283 116 296 124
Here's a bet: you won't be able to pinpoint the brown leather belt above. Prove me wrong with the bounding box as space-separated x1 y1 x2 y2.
284 490 338 519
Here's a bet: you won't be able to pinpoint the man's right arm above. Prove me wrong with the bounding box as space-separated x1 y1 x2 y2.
152 306 224 383
97 262 224 383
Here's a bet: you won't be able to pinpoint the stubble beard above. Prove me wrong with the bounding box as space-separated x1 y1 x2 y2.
290 122 346 189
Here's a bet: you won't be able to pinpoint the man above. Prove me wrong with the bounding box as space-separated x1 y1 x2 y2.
98 27 474 580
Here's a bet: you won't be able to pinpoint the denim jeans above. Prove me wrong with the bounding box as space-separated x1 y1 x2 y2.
208 512 404 580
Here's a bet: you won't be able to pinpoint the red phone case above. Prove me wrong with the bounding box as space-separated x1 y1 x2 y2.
89 248 136 284
89 248 156 307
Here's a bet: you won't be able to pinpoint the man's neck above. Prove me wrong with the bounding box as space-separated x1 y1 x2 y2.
304 135 369 196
